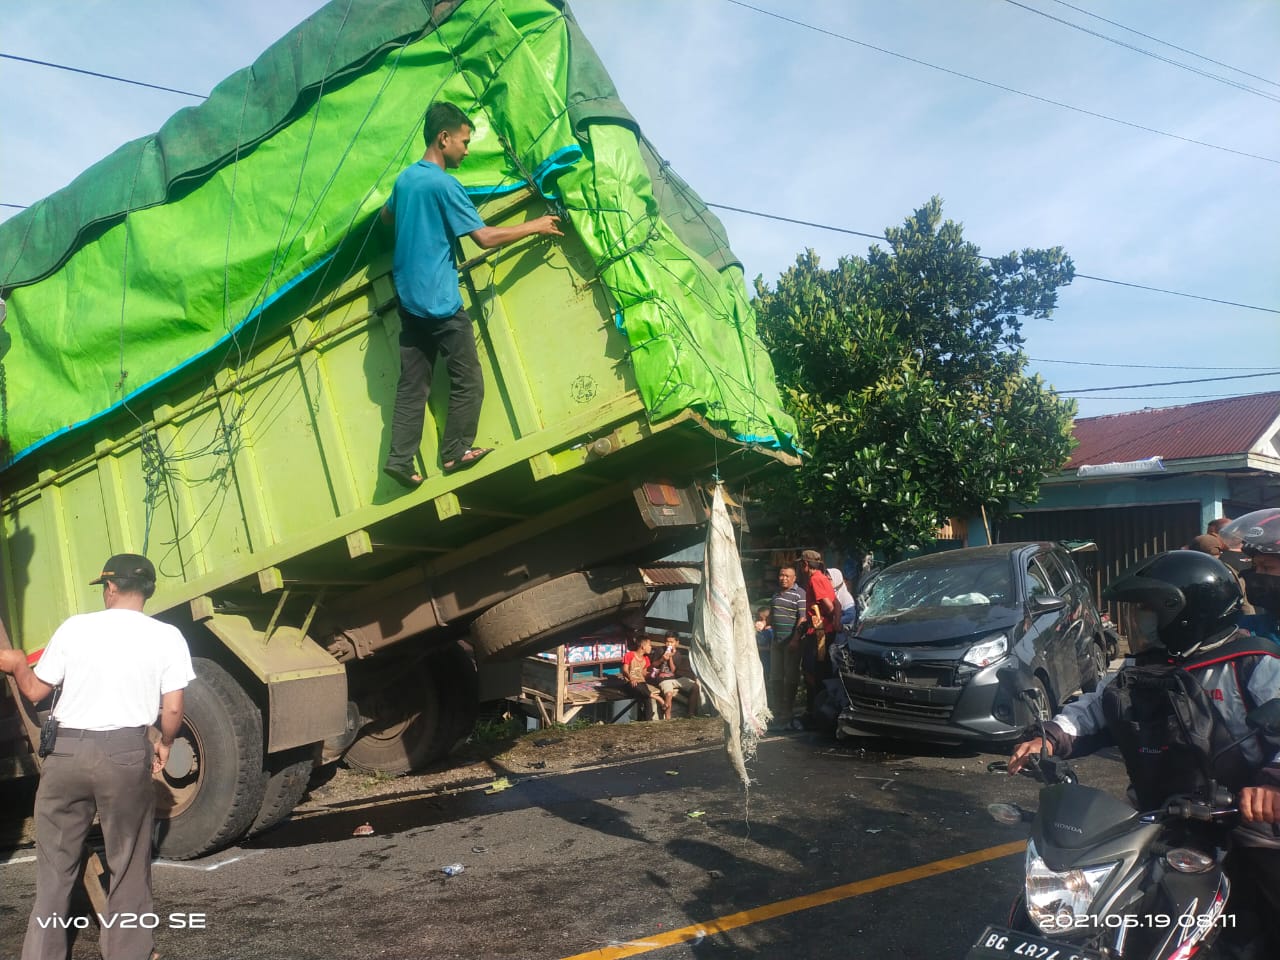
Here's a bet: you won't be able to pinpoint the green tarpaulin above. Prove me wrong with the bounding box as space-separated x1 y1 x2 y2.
0 0 796 466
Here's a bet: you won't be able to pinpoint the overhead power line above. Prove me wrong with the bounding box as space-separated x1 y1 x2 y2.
999 0 1280 104
1030 357 1280 371
1072 393 1278 401
0 202 28 210
705 201 1280 315
721 0 1280 166
1058 370 1280 393
0 53 205 99
1044 0 1280 89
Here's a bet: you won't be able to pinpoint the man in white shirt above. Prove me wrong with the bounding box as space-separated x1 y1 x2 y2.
0 552 195 960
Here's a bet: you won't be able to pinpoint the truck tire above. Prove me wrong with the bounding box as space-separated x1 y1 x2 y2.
429 643 479 759
154 658 266 860
246 745 316 838
470 567 648 662
344 659 442 776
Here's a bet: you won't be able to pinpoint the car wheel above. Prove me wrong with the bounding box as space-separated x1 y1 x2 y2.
1081 640 1107 694
1030 676 1053 721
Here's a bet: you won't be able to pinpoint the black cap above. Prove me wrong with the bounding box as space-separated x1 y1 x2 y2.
89 553 156 586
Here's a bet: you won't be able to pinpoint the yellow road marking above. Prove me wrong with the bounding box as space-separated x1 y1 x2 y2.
558 840 1026 960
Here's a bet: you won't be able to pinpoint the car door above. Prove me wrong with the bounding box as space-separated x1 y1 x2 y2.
1023 553 1073 703
1037 551 1086 697
1052 547 1102 682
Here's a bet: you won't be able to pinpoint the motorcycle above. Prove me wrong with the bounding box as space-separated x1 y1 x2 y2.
966 666 1280 960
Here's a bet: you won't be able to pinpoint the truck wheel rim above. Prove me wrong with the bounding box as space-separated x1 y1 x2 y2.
155 723 204 818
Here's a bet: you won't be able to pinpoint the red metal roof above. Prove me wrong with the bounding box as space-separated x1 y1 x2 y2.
1065 392 1280 469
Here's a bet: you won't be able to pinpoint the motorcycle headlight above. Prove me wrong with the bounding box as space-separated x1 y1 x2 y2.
1024 839 1118 935
962 634 1008 668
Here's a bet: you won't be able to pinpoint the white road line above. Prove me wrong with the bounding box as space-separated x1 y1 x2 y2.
0 854 36 867
153 850 266 871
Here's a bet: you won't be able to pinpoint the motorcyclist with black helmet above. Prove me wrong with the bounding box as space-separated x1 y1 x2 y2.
1221 508 1280 641
1007 549 1280 951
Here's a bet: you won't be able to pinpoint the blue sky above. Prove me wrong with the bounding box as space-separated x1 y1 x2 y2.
2 0 1277 417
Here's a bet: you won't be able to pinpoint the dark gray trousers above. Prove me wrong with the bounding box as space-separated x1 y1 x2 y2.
23 727 155 960
385 307 484 471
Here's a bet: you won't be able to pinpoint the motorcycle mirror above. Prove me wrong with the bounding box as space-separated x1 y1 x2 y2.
986 802 1028 826
1246 699 1280 736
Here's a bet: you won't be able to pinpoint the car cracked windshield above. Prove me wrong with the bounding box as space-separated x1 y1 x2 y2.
860 558 1015 622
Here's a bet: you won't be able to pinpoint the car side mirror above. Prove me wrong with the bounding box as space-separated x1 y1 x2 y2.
1246 699 1280 737
1029 595 1067 614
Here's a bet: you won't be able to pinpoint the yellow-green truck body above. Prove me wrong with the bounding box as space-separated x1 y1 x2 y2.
0 0 796 857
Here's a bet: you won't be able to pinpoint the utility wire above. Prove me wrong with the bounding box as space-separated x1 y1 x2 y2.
1044 0 1280 89
0 203 27 210
1030 357 1280 371
706 202 1280 315
721 0 1280 166
1058 370 1280 393
999 0 1280 104
0 53 206 99
1073 393 1280 401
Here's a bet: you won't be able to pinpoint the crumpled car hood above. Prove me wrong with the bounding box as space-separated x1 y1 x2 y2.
854 606 1021 647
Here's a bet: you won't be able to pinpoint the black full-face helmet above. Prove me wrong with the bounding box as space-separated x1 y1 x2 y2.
1102 550 1242 657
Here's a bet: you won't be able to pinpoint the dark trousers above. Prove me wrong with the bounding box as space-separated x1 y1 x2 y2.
23 727 155 960
386 307 484 471
1223 844 1280 952
619 682 656 721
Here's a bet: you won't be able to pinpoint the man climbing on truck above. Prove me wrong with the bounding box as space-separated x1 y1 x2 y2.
381 100 564 488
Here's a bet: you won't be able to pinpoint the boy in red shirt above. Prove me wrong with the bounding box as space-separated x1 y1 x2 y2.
621 634 661 721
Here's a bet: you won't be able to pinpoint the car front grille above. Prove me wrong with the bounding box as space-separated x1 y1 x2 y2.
845 653 974 688
847 691 955 722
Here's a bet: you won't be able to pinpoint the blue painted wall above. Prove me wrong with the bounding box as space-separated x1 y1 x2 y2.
968 472 1230 545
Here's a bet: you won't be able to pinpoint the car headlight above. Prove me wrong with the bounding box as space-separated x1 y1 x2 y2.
962 634 1008 667
1024 838 1118 935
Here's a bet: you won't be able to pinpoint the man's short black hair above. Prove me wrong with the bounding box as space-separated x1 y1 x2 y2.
112 574 157 600
423 101 473 148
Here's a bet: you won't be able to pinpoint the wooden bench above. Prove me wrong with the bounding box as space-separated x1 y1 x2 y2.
514 639 702 726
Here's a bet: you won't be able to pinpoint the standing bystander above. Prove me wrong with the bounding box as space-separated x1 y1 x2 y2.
797 549 840 729
381 101 563 487
0 553 195 960
768 566 806 728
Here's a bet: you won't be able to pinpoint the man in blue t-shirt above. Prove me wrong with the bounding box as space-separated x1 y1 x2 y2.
381 101 562 487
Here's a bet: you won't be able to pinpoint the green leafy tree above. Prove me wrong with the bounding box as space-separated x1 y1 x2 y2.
754 197 1077 557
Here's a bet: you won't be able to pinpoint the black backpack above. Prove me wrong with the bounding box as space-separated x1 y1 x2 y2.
1101 640 1271 809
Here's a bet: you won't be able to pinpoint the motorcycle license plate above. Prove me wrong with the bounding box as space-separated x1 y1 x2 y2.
965 926 1105 960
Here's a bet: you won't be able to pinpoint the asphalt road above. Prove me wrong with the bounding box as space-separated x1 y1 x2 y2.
0 729 1130 960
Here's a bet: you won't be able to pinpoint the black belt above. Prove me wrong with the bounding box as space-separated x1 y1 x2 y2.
55 726 148 739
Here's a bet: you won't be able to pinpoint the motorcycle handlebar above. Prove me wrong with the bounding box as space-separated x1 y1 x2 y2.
1155 786 1238 822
